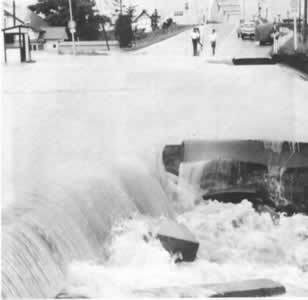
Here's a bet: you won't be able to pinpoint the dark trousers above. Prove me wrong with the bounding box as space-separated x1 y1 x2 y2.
211 41 216 56
192 39 198 56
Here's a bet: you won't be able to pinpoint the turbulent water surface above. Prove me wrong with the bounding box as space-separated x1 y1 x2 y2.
2 156 308 298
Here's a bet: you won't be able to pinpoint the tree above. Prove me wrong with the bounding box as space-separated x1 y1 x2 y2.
28 0 109 41
127 5 137 22
115 14 133 47
151 9 160 31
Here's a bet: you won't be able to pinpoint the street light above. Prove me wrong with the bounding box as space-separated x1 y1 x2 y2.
68 0 76 55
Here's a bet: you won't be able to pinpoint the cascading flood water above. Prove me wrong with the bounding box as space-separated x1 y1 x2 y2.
1 159 174 298
2 152 308 298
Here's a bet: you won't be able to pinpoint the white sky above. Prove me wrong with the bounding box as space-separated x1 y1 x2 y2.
7 0 299 21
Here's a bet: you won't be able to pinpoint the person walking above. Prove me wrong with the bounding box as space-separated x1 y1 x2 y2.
272 24 280 55
209 29 217 56
196 27 203 55
191 27 202 56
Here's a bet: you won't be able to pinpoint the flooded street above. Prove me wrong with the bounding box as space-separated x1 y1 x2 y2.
2 22 308 298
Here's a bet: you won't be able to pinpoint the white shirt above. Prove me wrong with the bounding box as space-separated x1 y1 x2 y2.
209 33 217 42
191 31 200 40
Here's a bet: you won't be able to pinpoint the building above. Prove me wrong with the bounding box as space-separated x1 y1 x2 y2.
133 10 152 32
40 27 68 51
3 1 68 51
97 0 212 25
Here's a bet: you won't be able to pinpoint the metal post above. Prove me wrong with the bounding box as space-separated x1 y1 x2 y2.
13 0 16 26
68 0 76 55
120 0 123 15
304 0 308 42
294 12 298 50
258 2 261 18
18 27 22 62
102 23 110 51
299 0 302 34
4 32 7 63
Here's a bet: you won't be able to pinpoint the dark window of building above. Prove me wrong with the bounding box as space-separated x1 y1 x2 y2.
5 33 15 44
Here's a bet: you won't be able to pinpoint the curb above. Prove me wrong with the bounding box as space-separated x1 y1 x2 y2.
232 57 276 65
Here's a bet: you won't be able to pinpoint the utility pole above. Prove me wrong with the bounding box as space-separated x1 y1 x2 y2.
243 0 246 20
13 0 16 26
304 0 308 42
68 0 76 55
258 1 262 18
299 0 302 33
120 0 123 15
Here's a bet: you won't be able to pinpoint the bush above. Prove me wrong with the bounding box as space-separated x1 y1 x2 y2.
162 18 174 30
115 15 134 47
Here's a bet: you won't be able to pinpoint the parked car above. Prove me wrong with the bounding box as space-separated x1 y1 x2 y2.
239 22 256 40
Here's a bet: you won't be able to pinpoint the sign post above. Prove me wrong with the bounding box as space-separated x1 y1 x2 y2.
291 0 298 50
68 0 76 55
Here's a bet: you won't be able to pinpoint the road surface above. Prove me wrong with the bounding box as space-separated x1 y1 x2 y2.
134 23 271 58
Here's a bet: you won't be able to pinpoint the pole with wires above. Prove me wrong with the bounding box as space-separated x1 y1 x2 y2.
304 0 308 42
68 0 76 55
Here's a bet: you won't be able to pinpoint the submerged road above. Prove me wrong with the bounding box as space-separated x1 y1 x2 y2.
2 23 308 209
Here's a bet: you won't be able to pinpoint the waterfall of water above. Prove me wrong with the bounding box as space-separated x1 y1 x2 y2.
175 161 209 210
2 160 173 298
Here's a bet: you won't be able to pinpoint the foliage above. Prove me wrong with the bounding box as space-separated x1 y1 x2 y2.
28 0 110 41
162 18 174 30
151 9 160 31
126 5 137 22
115 14 133 47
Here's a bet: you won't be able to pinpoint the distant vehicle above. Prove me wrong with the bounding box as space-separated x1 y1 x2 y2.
238 22 256 40
237 19 244 38
255 23 274 46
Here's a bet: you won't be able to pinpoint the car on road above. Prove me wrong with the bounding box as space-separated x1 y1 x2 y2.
238 22 256 40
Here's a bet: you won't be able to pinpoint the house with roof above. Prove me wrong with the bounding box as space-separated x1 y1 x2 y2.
3 1 68 52
133 10 152 33
3 5 46 49
39 27 68 51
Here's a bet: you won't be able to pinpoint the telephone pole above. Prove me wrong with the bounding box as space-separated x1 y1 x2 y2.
68 0 76 55
243 0 246 20
13 0 16 26
120 0 123 15
304 0 308 42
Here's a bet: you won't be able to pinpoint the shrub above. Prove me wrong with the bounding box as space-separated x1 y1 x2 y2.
115 15 134 47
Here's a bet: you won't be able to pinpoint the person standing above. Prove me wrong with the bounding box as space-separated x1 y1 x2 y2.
191 27 202 56
209 29 217 56
196 27 203 54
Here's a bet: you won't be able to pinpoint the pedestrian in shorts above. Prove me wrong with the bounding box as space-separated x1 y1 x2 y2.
209 29 217 56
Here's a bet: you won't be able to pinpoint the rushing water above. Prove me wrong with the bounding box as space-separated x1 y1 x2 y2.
2 156 308 298
1 158 174 298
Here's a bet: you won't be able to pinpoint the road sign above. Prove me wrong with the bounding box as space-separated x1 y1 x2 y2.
68 20 76 30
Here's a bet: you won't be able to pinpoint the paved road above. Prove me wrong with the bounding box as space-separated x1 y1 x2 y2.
135 23 271 59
